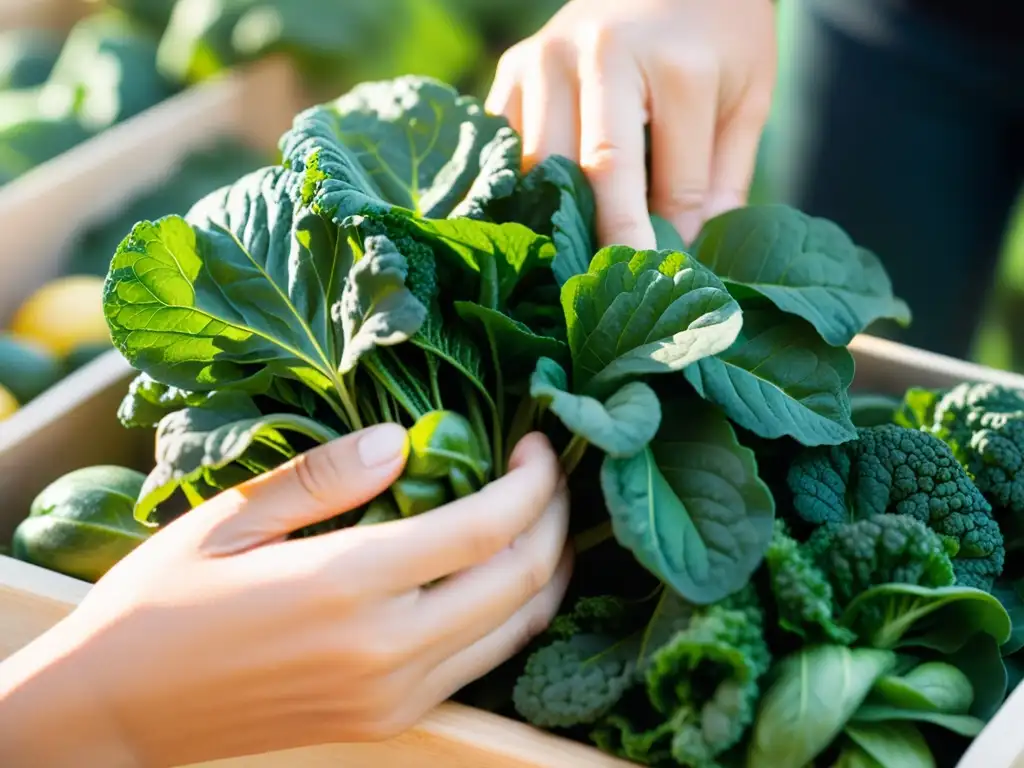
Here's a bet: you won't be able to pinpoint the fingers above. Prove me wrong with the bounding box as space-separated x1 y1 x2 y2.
414 482 571 666
190 424 409 555
519 44 579 171
485 50 523 132
284 432 564 594
578 36 656 251
706 85 773 222
414 548 573 710
648 54 719 245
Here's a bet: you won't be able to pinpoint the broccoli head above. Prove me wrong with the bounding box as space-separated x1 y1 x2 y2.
931 382 1024 513
763 519 855 644
787 424 1004 591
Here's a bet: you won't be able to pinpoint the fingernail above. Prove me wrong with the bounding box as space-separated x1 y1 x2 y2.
357 423 408 468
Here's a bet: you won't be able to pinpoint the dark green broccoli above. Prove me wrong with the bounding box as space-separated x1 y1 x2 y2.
787 425 1005 591
763 519 855 644
806 514 957 607
930 382 1024 513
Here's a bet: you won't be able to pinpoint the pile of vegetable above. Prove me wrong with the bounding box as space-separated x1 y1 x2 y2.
12 74 1024 767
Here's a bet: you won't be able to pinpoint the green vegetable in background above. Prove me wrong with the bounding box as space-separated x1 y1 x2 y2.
0 333 63 404
0 29 63 90
12 466 153 582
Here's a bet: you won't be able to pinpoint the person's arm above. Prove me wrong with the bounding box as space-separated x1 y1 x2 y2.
0 425 571 768
486 0 777 248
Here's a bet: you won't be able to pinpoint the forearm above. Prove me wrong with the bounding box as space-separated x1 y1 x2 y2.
0 619 137 768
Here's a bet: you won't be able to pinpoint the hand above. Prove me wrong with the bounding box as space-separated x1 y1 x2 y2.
487 0 776 248
0 425 572 768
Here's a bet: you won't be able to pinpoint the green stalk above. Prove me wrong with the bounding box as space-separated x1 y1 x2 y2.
332 377 364 431
426 351 443 410
505 392 539 467
374 379 394 423
572 521 613 554
559 435 590 475
484 325 505 475
463 383 493 471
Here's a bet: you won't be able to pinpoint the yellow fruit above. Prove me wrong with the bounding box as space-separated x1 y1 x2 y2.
0 383 18 421
9 276 109 357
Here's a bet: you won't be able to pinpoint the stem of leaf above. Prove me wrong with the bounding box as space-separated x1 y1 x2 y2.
333 378 363 431
505 393 538 468
426 352 443 411
572 521 614 554
559 435 589 476
484 326 505 476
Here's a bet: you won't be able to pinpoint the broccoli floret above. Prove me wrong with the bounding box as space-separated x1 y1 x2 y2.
807 514 957 608
931 382 1024 513
787 425 1005 591
764 520 855 644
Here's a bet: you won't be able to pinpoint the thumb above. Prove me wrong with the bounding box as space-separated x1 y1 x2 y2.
192 423 409 554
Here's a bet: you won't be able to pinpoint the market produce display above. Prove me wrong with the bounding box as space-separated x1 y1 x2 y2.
10 74 1024 767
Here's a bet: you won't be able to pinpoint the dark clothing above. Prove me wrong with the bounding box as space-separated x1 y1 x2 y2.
903 0 1024 43
763 0 1024 359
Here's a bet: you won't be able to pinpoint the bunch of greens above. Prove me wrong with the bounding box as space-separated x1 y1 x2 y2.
84 74 1024 767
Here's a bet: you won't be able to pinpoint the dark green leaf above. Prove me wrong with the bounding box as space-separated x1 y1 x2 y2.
563 246 742 400
281 75 520 220
832 744 885 768
455 301 568 378
948 633 1008 721
336 234 427 373
116 373 214 430
691 204 911 346
850 394 902 428
851 706 984 738
650 213 687 252
992 580 1024 656
601 400 775 604
871 662 974 714
683 303 857 446
748 645 897 768
843 722 935 768
404 409 490 498
530 357 660 458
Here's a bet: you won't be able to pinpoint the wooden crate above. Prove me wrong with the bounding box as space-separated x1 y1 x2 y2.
3 335 1024 767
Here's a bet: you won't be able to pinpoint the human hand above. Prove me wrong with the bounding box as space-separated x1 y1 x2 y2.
487 0 776 248
0 425 571 768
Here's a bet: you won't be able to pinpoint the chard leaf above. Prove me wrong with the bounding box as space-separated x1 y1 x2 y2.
117 373 213 429
105 167 361 422
530 356 660 458
336 234 427 373
136 392 340 523
600 400 775 604
487 154 596 285
692 204 911 346
563 246 742 400
281 75 520 221
456 301 568 378
683 302 857 446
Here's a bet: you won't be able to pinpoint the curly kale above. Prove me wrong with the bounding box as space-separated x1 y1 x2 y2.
787 425 1005 591
763 520 855 644
930 382 1024 513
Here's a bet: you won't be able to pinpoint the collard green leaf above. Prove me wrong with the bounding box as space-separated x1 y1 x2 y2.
843 722 935 768
600 400 775 605
136 392 340 523
336 234 427 373
281 75 520 221
747 646 897 768
487 154 596 285
529 357 661 458
563 246 742 400
455 301 568 377
105 166 349 404
691 204 911 346
683 303 857 446
117 373 213 429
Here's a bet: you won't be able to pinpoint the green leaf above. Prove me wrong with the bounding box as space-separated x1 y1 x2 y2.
411 307 494 409
529 357 660 458
948 633 1008 721
851 706 984 738
337 234 427 373
455 301 568 378
748 645 897 768
832 744 885 768
683 302 857 446
842 584 1013 652
404 409 490 497
116 373 213 429
650 213 687 252
992 579 1024 656
562 246 742 400
843 722 935 768
871 662 974 714
487 154 596 285
105 167 352 412
281 75 520 220
849 394 902 428
600 400 775 604
136 392 340 523
691 204 911 346
893 388 942 431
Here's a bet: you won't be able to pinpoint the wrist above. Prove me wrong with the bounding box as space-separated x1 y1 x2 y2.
0 615 139 768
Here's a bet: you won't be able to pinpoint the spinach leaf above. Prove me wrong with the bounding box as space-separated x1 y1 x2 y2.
833 744 886 768
747 646 897 768
136 392 340 522
530 357 660 458
948 633 1008 721
336 234 428 373
843 722 935 768
281 75 520 221
649 213 687 252
117 373 213 429
691 204 911 346
562 246 742 400
841 584 1013 652
851 706 985 738
683 302 857 446
871 662 974 714
601 400 775 604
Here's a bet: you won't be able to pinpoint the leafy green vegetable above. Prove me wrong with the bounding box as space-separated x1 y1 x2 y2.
843 721 935 768
0 29 62 90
